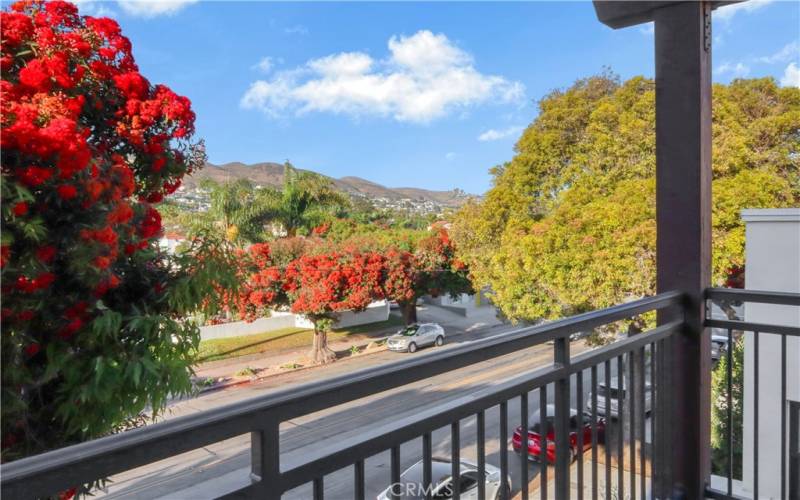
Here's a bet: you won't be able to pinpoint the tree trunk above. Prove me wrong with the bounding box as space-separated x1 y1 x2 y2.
400 301 418 325
309 327 336 364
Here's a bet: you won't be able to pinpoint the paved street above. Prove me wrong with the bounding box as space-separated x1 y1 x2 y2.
96 314 640 499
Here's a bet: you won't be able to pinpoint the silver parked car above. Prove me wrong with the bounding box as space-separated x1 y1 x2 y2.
386 323 445 353
376 458 510 500
585 377 652 418
711 333 730 361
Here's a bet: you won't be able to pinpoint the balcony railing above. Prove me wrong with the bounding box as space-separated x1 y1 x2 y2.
0 288 796 499
704 288 800 500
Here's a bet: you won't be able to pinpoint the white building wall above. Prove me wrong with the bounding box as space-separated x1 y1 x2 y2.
742 209 800 499
294 300 390 329
199 311 295 340
201 301 391 341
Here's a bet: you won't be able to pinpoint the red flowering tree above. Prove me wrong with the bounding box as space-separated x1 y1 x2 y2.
382 229 473 325
1 1 233 465
284 251 385 363
239 242 289 319
381 249 421 324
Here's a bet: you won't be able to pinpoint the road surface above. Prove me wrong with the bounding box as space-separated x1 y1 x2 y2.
98 324 638 499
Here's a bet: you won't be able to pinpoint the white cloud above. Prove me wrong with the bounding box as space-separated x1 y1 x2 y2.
117 0 197 18
241 30 525 124
445 152 457 161
714 0 774 22
478 125 524 142
756 41 800 65
638 23 654 36
284 25 309 36
715 61 751 78
70 0 117 17
253 57 274 74
781 62 800 87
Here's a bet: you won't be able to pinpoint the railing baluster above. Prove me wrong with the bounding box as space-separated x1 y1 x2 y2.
617 355 624 500
521 393 529 500
651 340 658 497
781 333 787 500
250 419 281 500
591 365 598 500
638 345 646 499
391 445 401 500
500 402 509 500
754 332 759 499
666 336 674 494
605 360 612 500
554 337 571 500
477 410 486 500
629 350 636 500
540 385 548 500
354 460 365 500
576 370 584 500
423 432 433 500
452 421 460 500
727 327 733 497
313 477 324 500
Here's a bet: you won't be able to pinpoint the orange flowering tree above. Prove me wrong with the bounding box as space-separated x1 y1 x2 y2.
239 243 385 364
382 229 473 325
1 1 236 463
284 251 386 363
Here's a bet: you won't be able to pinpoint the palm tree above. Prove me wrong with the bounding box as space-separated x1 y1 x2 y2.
201 162 349 243
256 162 349 237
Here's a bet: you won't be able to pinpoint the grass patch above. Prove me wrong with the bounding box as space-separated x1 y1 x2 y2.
235 366 258 377
196 315 404 363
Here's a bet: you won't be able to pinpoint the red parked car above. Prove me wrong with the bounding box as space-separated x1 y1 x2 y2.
511 404 606 463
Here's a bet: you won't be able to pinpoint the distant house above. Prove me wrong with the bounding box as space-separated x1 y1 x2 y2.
427 220 452 231
158 232 187 254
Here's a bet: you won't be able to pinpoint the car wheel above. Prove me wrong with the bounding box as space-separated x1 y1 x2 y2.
408 342 417 353
435 335 444 346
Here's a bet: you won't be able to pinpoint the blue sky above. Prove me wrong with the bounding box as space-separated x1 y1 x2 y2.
76 1 799 194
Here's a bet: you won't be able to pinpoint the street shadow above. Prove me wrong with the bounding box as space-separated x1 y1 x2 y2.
111 352 652 499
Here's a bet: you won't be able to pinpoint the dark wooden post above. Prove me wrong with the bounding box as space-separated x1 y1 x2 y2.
653 3 712 497
593 1 715 497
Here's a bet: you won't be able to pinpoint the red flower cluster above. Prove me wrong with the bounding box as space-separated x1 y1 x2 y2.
1 2 202 373
1 0 207 463
724 265 745 289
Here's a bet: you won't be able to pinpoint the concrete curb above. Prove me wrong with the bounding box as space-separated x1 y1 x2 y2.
195 339 390 395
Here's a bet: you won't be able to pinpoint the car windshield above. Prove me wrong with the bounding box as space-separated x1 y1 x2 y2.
397 326 419 336
529 409 558 433
598 385 624 399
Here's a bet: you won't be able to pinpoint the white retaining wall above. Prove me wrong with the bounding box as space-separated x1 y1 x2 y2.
199 311 296 341
199 301 390 341
293 300 390 329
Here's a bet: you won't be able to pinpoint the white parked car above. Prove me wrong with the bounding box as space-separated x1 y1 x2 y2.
585 377 652 418
386 323 445 353
376 458 510 500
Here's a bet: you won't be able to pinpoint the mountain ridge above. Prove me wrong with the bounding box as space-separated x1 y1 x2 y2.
183 162 472 207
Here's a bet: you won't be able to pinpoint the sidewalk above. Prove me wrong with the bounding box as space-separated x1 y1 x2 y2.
192 304 504 392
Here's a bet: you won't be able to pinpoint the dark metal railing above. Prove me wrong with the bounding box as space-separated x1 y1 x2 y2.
2 292 684 499
704 288 800 500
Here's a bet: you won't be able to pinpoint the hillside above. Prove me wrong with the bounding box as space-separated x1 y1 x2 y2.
182 162 471 208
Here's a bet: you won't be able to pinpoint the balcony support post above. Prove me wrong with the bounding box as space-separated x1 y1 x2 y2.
250 418 282 500
653 2 713 498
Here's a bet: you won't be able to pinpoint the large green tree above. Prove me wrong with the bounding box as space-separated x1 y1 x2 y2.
452 74 799 324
